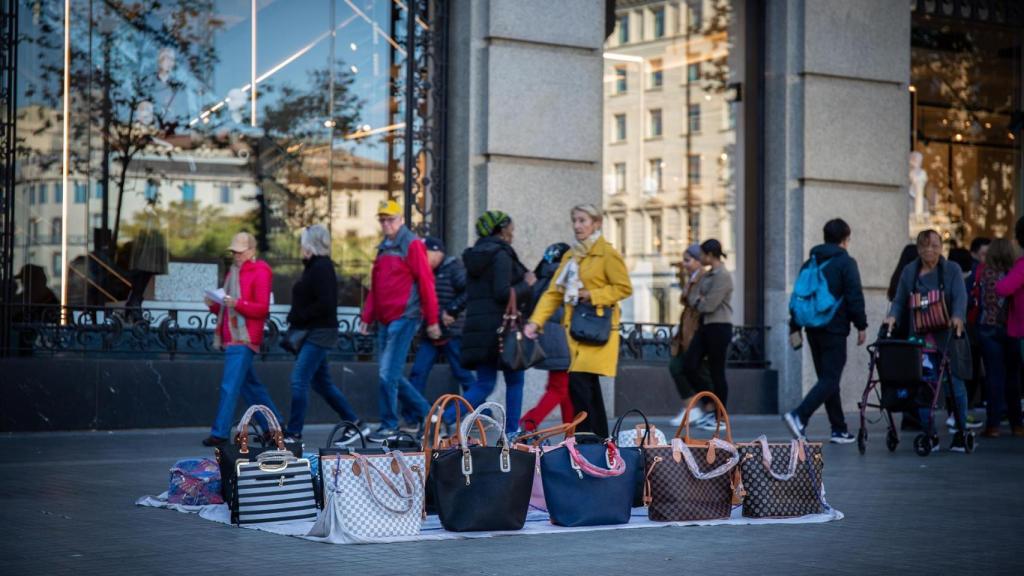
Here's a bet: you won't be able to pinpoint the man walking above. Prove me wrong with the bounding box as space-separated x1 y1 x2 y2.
784 218 867 444
402 237 475 428
359 200 441 442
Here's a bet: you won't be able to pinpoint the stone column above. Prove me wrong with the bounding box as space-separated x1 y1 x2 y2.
446 0 611 421
764 0 910 413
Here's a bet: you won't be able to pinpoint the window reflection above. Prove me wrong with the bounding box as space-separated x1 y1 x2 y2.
910 12 1021 245
14 0 415 310
603 0 738 324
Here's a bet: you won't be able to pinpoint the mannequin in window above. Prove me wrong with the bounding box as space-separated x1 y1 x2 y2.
909 151 928 219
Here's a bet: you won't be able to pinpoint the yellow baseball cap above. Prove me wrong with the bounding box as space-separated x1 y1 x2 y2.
377 199 402 217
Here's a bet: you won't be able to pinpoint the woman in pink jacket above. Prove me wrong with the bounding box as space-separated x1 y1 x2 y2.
202 232 283 447
995 216 1024 430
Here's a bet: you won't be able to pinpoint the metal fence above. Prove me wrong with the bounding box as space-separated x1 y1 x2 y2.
2 303 769 368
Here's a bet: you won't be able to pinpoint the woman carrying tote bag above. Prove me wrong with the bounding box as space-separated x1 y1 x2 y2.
525 204 633 439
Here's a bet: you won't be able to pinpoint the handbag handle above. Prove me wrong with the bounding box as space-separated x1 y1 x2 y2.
458 402 515 485
671 437 739 480
325 421 368 449
676 391 733 445
752 435 804 482
422 394 488 508
255 450 296 472
515 411 588 447
235 404 285 454
351 451 418 515
499 288 521 334
611 408 652 446
459 402 510 447
562 436 626 478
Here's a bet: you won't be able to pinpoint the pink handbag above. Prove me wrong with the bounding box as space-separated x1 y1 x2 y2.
514 412 588 511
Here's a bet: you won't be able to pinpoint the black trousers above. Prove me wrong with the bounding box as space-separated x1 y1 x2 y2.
794 330 848 434
683 323 732 407
569 371 609 438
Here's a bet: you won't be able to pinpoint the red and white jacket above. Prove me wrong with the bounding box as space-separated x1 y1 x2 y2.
360 226 438 327
208 259 272 349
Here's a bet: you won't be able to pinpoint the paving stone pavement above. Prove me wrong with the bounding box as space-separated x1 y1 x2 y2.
1 412 1022 576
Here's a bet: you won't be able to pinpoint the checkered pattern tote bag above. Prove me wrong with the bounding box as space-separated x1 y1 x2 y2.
308 450 425 543
643 392 741 521
737 436 825 518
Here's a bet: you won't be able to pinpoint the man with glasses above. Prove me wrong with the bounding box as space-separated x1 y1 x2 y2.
360 200 441 442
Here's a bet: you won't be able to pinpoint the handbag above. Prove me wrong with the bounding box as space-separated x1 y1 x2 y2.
309 449 425 542
280 328 309 355
643 391 740 521
234 449 318 525
569 302 613 345
909 259 950 334
427 401 534 532
422 394 490 515
499 289 545 371
612 409 665 507
318 422 384 508
167 458 223 506
737 436 825 518
215 405 303 511
949 332 974 381
540 433 632 527
514 412 588 512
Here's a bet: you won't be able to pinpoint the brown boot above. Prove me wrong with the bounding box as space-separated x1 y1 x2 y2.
981 427 1000 438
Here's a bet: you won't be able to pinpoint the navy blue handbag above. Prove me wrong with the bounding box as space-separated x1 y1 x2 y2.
540 434 634 527
611 409 654 507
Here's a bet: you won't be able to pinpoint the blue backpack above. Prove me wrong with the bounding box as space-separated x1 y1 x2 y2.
789 257 842 328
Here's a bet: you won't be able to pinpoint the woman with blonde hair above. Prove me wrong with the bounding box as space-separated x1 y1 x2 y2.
525 204 633 438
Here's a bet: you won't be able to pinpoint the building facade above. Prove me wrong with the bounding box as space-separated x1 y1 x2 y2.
1 0 1022 429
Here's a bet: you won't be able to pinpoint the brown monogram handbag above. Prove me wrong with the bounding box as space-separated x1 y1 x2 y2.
643 392 741 521
737 436 825 518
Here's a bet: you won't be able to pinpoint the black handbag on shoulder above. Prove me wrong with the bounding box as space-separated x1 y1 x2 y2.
499 289 546 371
280 328 309 355
570 302 612 345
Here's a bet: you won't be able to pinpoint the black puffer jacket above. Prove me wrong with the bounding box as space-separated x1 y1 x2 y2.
460 236 532 369
433 256 468 338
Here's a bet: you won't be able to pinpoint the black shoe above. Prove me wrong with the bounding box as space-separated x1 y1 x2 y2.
829 431 856 444
399 419 421 434
333 421 372 447
283 432 302 445
202 435 227 447
367 426 401 443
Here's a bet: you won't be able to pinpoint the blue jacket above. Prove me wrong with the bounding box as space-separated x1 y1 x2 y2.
790 243 868 335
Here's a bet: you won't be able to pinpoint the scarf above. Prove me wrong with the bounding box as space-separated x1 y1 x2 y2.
214 262 250 350
555 231 602 305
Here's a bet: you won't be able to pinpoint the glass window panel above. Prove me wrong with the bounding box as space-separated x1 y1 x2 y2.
618 14 630 44
653 7 665 39
649 109 663 137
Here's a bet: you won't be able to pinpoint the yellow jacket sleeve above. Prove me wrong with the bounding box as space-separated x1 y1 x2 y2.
529 258 569 328
589 251 633 307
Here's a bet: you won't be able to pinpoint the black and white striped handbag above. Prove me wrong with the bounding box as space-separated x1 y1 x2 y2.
234 450 318 525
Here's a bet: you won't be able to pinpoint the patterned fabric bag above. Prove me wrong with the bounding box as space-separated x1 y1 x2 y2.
909 259 950 334
308 450 425 543
737 436 825 518
168 458 223 506
643 392 740 521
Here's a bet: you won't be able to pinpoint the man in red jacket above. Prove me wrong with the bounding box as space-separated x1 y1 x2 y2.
360 200 441 442
202 232 283 447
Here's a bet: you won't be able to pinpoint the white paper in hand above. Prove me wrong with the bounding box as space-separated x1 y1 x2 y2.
204 288 226 304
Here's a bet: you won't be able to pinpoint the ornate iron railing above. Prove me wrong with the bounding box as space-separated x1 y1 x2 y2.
4 304 769 368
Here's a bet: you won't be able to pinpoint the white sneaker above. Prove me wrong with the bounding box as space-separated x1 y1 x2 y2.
698 413 724 432
669 408 686 427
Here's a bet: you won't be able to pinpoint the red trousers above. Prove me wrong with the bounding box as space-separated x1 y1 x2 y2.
520 371 573 431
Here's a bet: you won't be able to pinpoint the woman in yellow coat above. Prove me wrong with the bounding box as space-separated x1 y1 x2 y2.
524 204 633 437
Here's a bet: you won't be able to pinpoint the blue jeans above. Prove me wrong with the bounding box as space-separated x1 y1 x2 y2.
918 351 968 434
286 342 359 436
210 345 282 439
403 337 475 423
377 318 431 429
443 366 524 434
